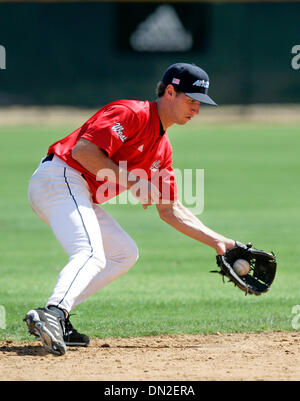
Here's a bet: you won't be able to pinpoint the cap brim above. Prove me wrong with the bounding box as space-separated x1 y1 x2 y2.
184 92 217 106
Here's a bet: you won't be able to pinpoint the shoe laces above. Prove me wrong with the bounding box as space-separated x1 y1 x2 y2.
64 314 78 335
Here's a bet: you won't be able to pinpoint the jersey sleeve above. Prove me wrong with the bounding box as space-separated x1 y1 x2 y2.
160 163 178 202
80 105 138 157
153 145 178 203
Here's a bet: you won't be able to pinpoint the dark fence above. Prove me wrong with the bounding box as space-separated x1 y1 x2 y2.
0 2 299 106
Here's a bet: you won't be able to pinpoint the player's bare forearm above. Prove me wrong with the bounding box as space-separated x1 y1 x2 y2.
72 138 138 189
156 200 235 255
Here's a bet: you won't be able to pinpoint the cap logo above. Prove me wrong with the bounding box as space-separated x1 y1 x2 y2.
172 78 180 85
193 79 209 89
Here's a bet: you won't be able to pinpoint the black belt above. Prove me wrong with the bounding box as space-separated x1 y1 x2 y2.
42 153 54 163
42 152 87 181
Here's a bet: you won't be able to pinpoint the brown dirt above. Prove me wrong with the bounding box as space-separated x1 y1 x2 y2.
0 331 299 381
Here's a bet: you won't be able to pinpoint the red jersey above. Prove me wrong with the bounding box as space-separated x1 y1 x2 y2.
48 100 177 204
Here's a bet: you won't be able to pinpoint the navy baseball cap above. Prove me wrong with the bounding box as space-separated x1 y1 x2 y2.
162 63 217 106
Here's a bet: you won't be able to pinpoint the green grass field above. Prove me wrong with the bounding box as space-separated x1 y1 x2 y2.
0 118 299 341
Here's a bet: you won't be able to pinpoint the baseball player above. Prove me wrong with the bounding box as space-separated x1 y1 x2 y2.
24 63 236 355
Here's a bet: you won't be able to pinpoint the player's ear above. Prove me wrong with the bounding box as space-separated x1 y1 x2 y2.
165 84 176 99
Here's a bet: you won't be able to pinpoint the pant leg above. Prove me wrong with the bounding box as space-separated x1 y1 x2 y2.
72 204 139 308
28 157 107 313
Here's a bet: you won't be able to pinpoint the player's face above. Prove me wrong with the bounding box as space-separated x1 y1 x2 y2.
171 93 200 125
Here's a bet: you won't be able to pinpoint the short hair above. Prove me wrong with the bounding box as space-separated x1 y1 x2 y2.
156 81 181 98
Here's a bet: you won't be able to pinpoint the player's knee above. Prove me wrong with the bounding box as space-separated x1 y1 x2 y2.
91 252 107 272
124 239 139 269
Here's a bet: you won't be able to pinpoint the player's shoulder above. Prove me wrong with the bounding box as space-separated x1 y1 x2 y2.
106 99 151 114
104 99 151 118
92 99 159 135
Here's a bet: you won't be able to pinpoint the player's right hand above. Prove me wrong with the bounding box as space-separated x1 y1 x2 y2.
129 177 161 206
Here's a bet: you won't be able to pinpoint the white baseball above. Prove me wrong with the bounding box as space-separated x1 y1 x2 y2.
233 259 250 276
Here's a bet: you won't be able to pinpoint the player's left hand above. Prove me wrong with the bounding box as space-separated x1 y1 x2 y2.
212 241 277 295
214 239 236 255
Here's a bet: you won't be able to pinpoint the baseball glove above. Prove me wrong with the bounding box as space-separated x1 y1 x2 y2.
212 242 277 295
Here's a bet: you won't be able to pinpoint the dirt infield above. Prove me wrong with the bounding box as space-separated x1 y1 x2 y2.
0 331 299 381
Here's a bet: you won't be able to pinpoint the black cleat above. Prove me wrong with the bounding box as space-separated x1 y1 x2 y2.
63 316 90 347
24 308 67 356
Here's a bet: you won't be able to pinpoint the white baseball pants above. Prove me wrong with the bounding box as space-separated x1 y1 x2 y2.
28 155 139 313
